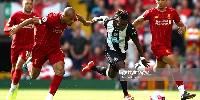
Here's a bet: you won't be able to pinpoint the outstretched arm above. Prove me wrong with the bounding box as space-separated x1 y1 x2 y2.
92 16 108 22
77 14 92 26
175 21 186 35
132 16 145 28
132 38 150 67
9 17 40 36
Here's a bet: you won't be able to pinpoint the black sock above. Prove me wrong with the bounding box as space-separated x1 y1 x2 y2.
120 81 128 96
91 66 107 76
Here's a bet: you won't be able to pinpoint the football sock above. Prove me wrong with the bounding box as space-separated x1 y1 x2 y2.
46 93 53 100
120 81 128 96
11 69 14 78
9 83 17 93
12 69 22 85
178 85 185 96
172 71 184 87
49 75 63 96
91 66 107 76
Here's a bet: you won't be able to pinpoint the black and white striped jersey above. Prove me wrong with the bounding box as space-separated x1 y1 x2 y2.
103 17 138 53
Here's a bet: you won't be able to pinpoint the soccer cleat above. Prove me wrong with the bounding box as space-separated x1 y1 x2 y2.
6 84 19 100
6 91 13 100
13 83 19 99
82 61 95 73
124 94 134 100
181 91 196 100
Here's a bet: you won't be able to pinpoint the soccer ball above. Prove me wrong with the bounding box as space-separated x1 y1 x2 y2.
150 91 165 100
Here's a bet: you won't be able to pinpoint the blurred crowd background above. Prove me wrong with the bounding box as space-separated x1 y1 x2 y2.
0 0 199 90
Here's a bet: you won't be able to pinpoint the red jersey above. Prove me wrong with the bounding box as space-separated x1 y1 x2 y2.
4 11 38 49
142 7 181 47
35 12 77 47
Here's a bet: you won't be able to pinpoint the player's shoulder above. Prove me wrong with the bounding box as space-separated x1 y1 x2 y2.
11 10 23 16
47 12 61 17
167 7 176 11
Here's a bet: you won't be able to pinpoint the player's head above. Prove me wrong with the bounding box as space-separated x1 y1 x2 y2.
63 7 76 26
155 0 167 10
22 0 33 13
114 9 129 30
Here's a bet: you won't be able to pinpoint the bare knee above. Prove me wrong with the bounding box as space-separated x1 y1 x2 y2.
30 73 39 79
55 69 65 76
171 62 180 68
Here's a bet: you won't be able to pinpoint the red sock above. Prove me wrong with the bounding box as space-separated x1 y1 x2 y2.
12 69 22 84
172 71 184 87
11 69 14 78
49 75 63 96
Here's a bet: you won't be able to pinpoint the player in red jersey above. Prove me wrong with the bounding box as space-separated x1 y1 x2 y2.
4 0 39 99
9 7 92 100
132 0 196 100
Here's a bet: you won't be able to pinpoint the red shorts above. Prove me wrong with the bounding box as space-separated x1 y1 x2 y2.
32 45 65 69
11 48 32 63
151 45 172 61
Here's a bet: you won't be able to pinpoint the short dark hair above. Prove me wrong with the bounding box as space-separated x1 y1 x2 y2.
114 9 129 20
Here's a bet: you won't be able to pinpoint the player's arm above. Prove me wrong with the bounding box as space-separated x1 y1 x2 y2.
175 21 186 35
132 15 145 28
77 14 92 26
92 16 109 22
9 17 40 36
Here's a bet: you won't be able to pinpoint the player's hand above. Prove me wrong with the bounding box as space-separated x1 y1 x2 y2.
141 59 150 68
9 25 19 37
92 17 99 23
178 26 186 35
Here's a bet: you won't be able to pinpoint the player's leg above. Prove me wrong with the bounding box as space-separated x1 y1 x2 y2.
162 54 196 99
46 50 65 100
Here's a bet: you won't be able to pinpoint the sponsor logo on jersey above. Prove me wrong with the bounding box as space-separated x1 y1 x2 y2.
108 36 124 43
155 20 171 25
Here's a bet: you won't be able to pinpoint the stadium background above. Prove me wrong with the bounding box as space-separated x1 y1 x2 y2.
0 0 199 99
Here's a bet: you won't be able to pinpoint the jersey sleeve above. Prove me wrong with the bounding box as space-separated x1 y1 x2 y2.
128 23 138 40
39 12 57 25
4 12 17 32
142 10 150 20
102 16 110 29
173 10 181 23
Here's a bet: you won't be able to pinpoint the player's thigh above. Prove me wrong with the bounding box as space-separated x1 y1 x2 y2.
162 54 180 68
32 46 48 69
107 64 118 78
30 67 41 79
52 61 65 76
11 48 20 64
19 48 32 61
49 49 65 76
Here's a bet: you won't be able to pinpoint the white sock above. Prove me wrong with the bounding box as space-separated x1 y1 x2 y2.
106 68 110 78
10 83 17 93
46 93 53 100
178 85 185 96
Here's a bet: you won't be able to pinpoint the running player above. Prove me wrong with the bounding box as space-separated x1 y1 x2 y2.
132 0 196 100
9 7 92 100
82 9 149 100
4 0 39 99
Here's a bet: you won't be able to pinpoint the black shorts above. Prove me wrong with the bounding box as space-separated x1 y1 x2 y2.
104 49 126 71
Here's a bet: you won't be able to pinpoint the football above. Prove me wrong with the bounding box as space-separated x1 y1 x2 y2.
150 91 165 100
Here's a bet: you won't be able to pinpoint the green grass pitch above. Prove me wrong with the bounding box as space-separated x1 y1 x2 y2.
0 89 199 100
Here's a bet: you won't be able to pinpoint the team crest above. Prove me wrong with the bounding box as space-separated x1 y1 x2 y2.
113 32 118 37
166 50 170 53
20 18 24 21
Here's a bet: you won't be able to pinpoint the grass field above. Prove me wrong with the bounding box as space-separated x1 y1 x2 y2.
0 89 199 100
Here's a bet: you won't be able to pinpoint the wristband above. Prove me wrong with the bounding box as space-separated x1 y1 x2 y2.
140 57 145 60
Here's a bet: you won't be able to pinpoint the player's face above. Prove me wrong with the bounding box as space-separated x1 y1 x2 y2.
22 0 33 13
118 19 128 30
156 0 167 10
64 12 76 26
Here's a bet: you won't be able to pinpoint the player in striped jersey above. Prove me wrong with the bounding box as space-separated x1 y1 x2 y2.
82 9 149 100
